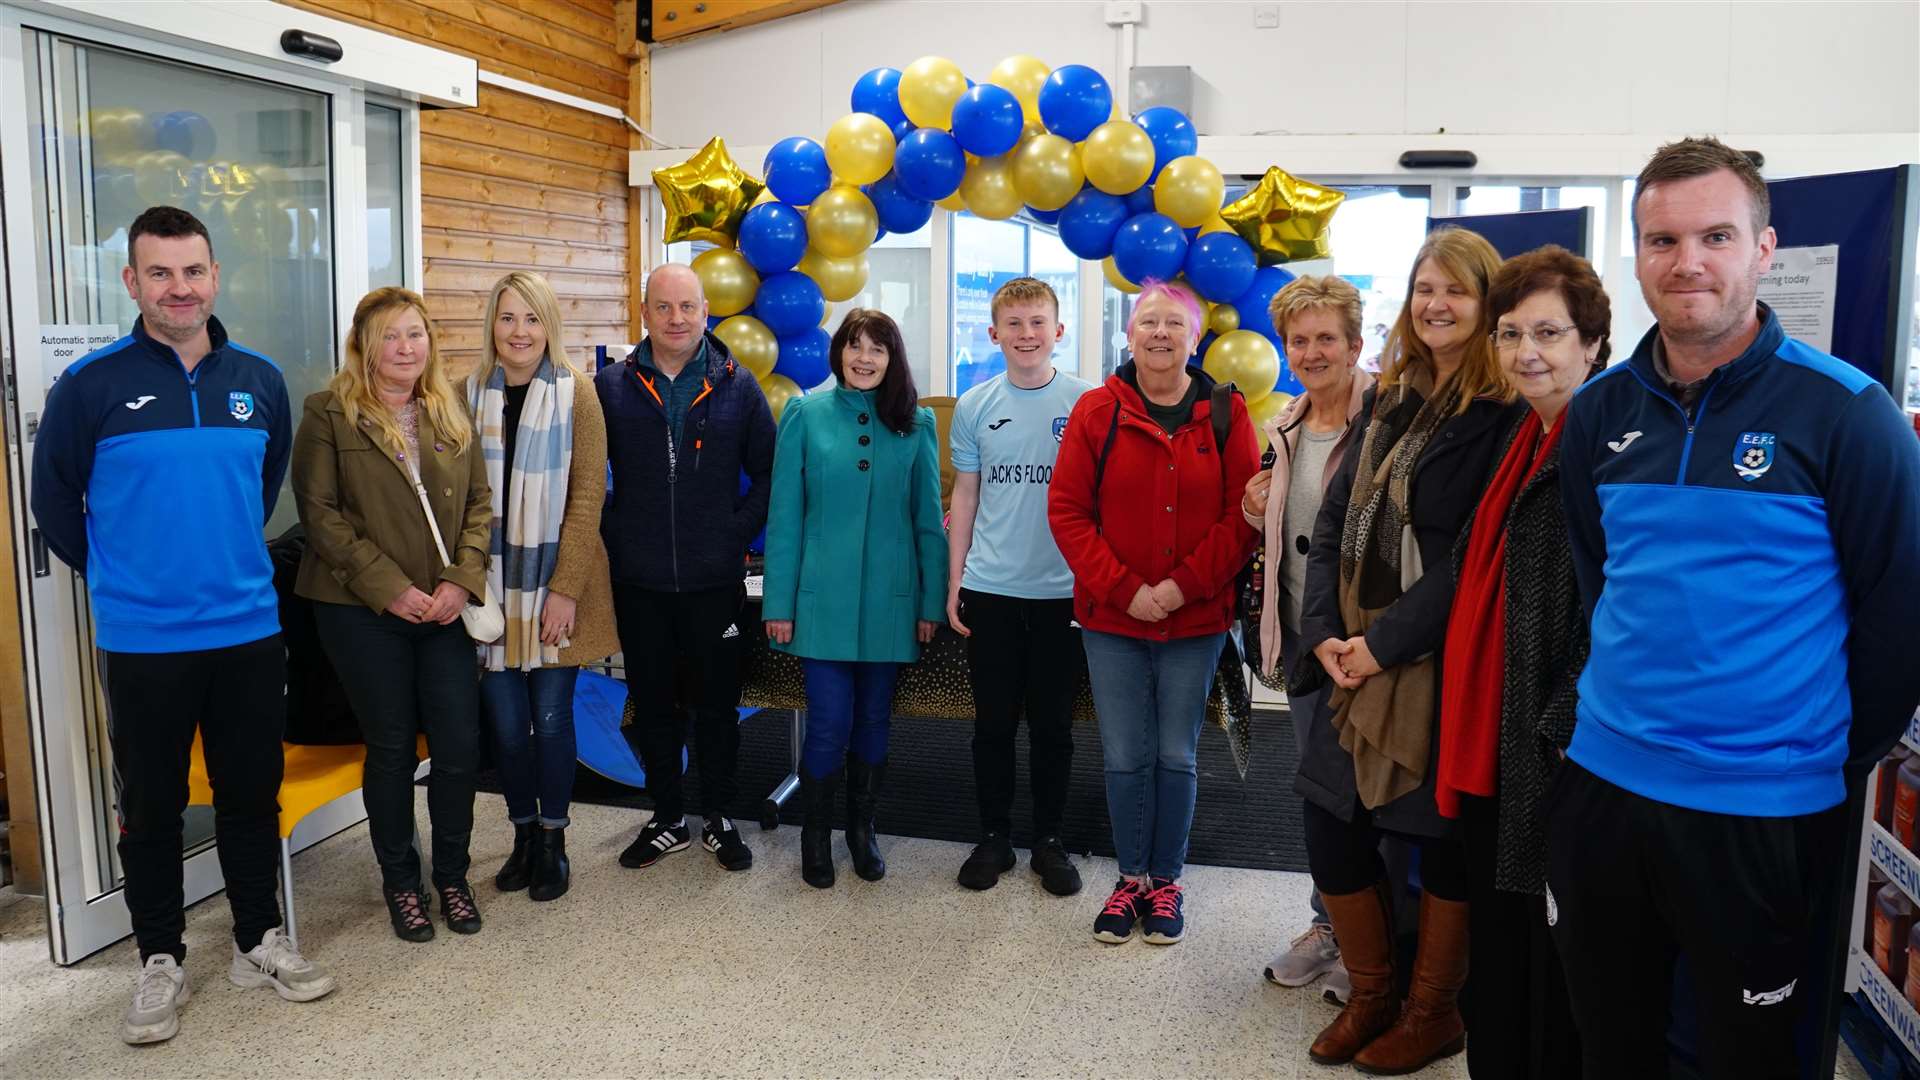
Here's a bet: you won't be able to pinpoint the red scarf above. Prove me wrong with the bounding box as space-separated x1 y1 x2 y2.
1436 411 1563 818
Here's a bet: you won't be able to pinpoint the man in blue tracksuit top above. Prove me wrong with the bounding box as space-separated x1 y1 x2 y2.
30 207 334 1045
1547 139 1920 1079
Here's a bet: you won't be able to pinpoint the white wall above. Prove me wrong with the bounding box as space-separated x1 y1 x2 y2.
649 0 1920 170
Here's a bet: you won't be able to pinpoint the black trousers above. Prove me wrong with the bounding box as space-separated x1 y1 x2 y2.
1460 793 1581 1079
611 583 744 823
313 603 479 892
101 634 285 961
1302 797 1467 901
959 589 1082 839
1545 761 1839 1080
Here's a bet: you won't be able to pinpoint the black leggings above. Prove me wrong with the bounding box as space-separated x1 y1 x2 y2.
1303 797 1466 901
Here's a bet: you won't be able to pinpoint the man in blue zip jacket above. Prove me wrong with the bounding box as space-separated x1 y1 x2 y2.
31 206 335 1045
1548 138 1920 1078
599 263 776 873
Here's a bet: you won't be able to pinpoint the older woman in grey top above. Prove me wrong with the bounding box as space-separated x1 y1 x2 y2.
1240 275 1375 995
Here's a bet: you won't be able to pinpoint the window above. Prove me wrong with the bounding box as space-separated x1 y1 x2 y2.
841 223 934 394
366 103 405 290
950 212 1080 394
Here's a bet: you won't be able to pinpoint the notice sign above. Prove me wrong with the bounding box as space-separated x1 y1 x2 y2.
40 325 121 392
1756 245 1838 354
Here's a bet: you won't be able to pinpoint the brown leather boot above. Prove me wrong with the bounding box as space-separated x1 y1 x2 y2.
1308 881 1399 1066
1353 892 1469 1075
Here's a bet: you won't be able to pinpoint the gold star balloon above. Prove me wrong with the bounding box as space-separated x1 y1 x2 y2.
653 137 766 246
1220 166 1345 264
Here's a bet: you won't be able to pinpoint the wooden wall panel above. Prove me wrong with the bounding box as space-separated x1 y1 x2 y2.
283 0 634 373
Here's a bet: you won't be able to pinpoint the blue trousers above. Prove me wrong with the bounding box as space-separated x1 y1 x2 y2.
479 666 580 828
800 658 899 777
1082 628 1224 881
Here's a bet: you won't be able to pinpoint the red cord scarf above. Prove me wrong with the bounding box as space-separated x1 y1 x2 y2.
1435 411 1563 818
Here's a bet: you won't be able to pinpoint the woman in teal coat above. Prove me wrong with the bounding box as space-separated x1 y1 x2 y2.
762 308 947 889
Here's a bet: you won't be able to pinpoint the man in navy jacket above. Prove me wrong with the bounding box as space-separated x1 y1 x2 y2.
31 206 334 1045
599 263 776 873
1548 138 1920 1078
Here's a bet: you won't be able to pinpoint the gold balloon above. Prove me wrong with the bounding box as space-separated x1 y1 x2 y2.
825 112 896 187
820 302 836 329
899 55 968 130
806 185 879 259
692 247 760 317
1154 156 1226 229
1209 303 1240 336
986 55 1050 126
653 137 765 245
936 189 968 212
959 154 1022 220
1198 215 1234 236
1102 256 1140 295
1081 120 1155 195
1219 166 1347 264
1246 390 1293 449
1202 330 1280 405
759 373 803 423
715 314 778 379
1010 134 1083 212
798 247 869 302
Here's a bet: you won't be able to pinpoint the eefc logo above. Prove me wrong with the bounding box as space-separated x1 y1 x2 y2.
1733 431 1775 482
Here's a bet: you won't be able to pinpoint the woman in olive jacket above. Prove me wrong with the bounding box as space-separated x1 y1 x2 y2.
291 287 492 943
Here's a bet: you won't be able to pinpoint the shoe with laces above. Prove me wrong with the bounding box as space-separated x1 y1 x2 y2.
384 888 434 943
702 816 754 871
1266 922 1341 986
619 817 691 869
1322 959 1352 1005
1030 836 1083 897
957 833 1016 891
123 953 190 1045
438 882 483 935
230 927 338 1002
1092 878 1147 944
1141 877 1185 945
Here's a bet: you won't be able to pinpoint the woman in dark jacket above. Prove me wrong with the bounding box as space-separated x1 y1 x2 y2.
1293 227 1522 1074
1436 245 1607 1078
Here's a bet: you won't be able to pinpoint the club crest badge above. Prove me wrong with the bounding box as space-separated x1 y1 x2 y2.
1734 431 1775 482
1052 416 1068 443
228 391 255 422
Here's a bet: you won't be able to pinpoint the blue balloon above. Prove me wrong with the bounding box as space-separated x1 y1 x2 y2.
1133 106 1197 180
1124 185 1157 217
1195 332 1218 362
737 201 809 274
890 117 915 145
1231 266 1299 340
866 173 933 234
707 315 725 332
892 128 966 202
1038 65 1112 142
1058 188 1130 260
1025 206 1062 226
774 327 832 389
763 137 830 206
153 111 215 158
1112 212 1189 285
850 67 908 130
950 84 1023 157
1183 232 1258 303
753 271 825 338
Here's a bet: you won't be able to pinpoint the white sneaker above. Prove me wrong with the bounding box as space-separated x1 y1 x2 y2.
229 928 337 1002
1264 922 1341 987
123 954 190 1044
1321 958 1351 1004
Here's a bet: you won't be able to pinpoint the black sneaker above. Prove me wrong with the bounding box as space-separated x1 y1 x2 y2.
1030 836 1083 897
1092 878 1147 944
1141 877 1184 945
956 833 1016 891
619 817 691 869
702 817 753 871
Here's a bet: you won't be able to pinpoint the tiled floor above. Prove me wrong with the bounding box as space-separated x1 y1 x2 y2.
0 794 1872 1079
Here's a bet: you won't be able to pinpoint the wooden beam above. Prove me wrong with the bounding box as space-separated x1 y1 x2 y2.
628 36 651 342
644 0 838 44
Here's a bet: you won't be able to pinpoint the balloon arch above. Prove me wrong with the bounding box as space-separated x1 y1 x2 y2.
652 55 1346 440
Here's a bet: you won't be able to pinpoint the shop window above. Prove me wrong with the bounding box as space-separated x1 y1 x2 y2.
951 212 1081 394
366 103 405 290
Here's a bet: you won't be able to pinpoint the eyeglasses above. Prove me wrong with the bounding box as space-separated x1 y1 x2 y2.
1491 324 1579 350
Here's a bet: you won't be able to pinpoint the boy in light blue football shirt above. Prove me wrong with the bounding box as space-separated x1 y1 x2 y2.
947 277 1093 896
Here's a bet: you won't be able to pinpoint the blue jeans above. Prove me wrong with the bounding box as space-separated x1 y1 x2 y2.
800 659 899 777
479 666 580 828
1082 629 1225 881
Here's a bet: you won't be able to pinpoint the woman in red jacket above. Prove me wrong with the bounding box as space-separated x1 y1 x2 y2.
1048 280 1259 946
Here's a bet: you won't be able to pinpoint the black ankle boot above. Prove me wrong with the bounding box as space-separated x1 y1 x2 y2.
800 768 839 889
844 757 886 882
528 826 570 902
494 821 536 892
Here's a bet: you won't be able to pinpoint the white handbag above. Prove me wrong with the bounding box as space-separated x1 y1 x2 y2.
408 462 505 643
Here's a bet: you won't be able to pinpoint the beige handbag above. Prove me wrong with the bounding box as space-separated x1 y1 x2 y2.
408 460 505 643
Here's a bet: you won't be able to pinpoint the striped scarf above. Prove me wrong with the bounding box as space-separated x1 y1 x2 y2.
471 358 575 670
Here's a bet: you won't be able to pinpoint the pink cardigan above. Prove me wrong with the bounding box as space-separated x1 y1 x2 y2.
1243 370 1374 678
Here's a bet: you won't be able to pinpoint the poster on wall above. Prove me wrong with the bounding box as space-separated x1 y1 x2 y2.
39 325 122 395
1756 244 1839 355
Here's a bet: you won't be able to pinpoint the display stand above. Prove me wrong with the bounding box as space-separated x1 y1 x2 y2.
1850 708 1920 1064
